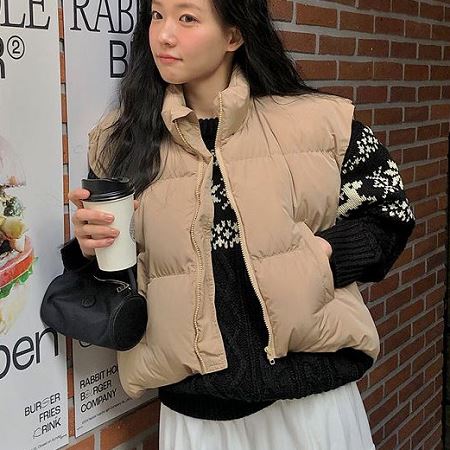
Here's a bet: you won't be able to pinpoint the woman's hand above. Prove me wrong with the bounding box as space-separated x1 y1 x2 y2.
314 236 333 259
68 187 140 259
68 188 118 258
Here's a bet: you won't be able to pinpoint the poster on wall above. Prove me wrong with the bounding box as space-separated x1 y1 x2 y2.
63 0 140 191
0 1 69 449
73 341 154 437
63 0 156 436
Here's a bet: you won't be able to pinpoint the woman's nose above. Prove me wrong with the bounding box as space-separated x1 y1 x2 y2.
158 21 177 47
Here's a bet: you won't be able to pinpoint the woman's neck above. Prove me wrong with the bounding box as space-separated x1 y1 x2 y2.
182 59 233 119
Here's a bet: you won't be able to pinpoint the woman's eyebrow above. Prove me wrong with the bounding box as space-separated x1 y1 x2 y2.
152 0 203 11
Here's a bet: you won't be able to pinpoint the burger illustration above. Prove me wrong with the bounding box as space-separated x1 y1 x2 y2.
0 136 35 334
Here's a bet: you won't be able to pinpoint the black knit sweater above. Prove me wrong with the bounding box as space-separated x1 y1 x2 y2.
62 118 415 421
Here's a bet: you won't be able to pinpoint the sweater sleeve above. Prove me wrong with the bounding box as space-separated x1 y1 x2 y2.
316 120 415 288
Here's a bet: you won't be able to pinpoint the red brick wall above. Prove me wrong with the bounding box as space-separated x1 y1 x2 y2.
272 1 449 449
60 1 449 449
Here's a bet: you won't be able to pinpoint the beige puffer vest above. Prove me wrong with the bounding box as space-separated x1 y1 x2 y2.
88 66 380 399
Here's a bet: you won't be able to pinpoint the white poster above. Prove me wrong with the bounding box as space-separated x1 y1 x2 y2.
63 0 156 436
63 0 139 191
73 342 155 437
0 1 69 449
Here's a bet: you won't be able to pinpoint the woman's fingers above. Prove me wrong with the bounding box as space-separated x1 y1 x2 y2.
82 237 116 250
68 188 91 209
68 186 121 257
72 208 114 226
77 224 120 240
314 236 333 259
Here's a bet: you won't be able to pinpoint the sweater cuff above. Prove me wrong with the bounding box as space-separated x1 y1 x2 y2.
316 221 382 288
60 238 97 272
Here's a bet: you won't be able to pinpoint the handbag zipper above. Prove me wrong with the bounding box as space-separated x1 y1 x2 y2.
174 120 208 373
213 93 276 365
92 275 130 293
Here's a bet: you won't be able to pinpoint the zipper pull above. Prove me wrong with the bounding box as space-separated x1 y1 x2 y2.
264 346 276 365
116 285 130 293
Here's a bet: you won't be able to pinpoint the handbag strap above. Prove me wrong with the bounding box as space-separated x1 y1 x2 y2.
126 267 137 291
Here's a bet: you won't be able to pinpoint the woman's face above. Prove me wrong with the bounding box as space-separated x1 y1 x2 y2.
149 0 239 85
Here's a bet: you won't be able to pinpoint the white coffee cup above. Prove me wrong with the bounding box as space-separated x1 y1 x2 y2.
81 178 136 272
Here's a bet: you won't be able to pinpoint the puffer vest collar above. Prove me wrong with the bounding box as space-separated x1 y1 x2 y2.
161 65 250 158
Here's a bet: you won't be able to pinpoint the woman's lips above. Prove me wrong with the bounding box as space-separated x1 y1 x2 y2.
158 55 181 64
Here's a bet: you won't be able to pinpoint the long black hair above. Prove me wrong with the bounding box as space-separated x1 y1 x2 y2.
100 0 330 196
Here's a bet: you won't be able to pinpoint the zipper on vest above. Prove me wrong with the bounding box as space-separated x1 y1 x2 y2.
213 93 276 366
174 120 208 373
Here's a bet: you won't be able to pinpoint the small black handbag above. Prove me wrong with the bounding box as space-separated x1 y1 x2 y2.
40 260 147 351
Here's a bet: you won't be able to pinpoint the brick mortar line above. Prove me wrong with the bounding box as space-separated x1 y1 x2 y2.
370 349 442 408
390 273 445 297
402 154 447 170
387 139 447 153
381 303 443 343
413 187 448 202
110 422 158 450
400 168 448 184
417 420 444 450
389 243 445 270
360 265 445 298
287 52 450 66
300 0 449 7
369 120 449 129
277 21 450 43
295 78 449 91
382 314 434 346
367 374 430 436
371 391 411 445
399 137 447 148
378 313 438 352
312 80 447 87
276 20 450 40
292 0 450 25
418 0 450 6
368 389 402 428
314 86 448 102
95 428 101 450
348 233 445 294
380 386 441 448
66 431 96 449
411 388 444 447
412 210 448 222
410 200 448 214
389 248 446 278
313 84 448 95
404 174 448 189
367 274 445 308
278 28 450 50
391 258 446 287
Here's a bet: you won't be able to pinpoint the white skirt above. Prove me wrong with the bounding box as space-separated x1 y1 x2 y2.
159 381 375 450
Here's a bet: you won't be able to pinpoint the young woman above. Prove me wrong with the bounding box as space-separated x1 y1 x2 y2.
66 0 415 448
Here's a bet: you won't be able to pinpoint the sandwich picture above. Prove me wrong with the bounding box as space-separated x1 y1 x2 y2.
0 136 35 334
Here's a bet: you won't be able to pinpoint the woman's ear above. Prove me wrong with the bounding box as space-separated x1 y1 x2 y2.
227 27 244 52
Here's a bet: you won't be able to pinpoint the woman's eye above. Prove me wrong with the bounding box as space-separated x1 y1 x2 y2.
151 11 162 20
180 14 197 23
